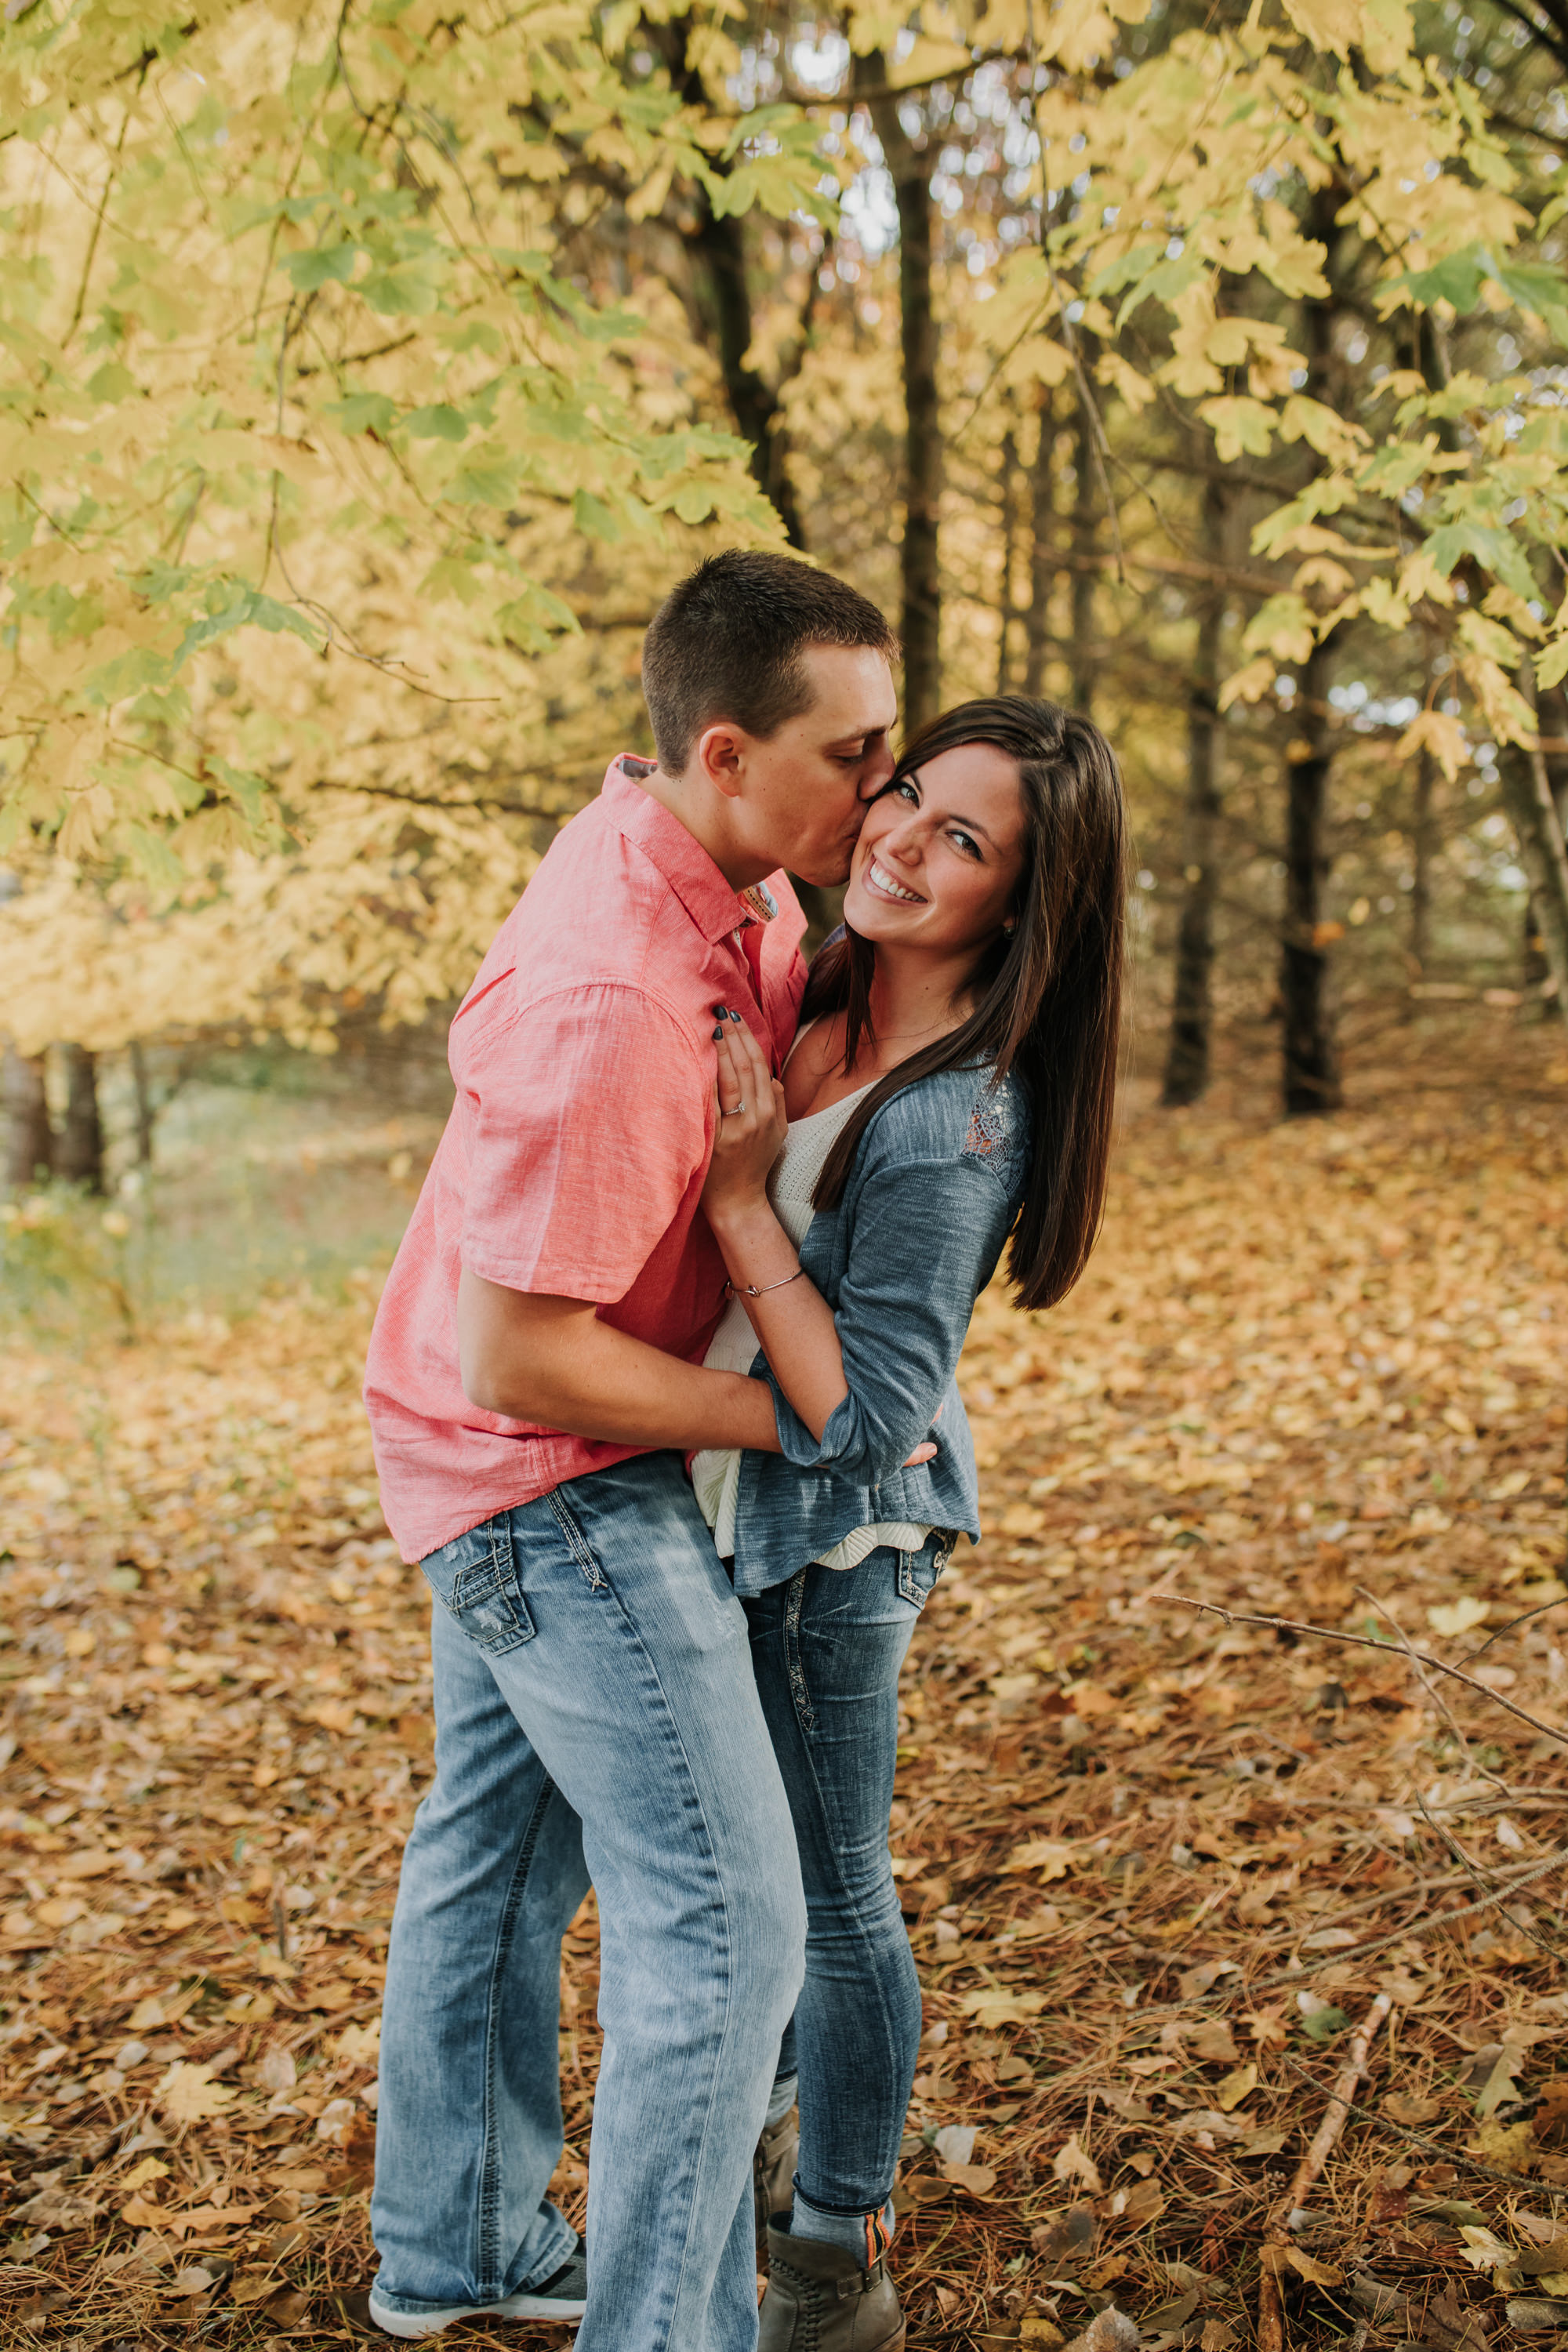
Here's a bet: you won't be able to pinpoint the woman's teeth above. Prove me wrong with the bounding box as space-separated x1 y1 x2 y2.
867 858 923 904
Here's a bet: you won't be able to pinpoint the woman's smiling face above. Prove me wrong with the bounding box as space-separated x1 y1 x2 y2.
843 740 1026 958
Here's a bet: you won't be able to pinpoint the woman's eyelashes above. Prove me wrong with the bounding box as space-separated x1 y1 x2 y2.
884 781 982 858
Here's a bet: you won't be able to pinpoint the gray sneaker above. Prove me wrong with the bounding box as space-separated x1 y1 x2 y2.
758 2219 905 2352
368 2239 587 2338
754 2105 799 2252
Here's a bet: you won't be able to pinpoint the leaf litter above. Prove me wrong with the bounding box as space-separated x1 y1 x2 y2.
1 1040 1566 2350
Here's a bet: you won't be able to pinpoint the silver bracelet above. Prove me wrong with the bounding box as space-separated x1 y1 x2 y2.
726 1267 808 1301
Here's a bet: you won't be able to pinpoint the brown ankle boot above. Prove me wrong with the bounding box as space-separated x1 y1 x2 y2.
754 2108 799 2252
758 2220 905 2352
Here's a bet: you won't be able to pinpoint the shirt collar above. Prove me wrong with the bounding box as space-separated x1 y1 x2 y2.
600 757 776 945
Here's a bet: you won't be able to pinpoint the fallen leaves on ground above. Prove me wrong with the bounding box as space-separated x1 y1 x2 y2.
1 1034 1566 2350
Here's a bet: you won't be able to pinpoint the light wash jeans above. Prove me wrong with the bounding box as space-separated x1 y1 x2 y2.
747 1537 947 2217
372 1452 808 2352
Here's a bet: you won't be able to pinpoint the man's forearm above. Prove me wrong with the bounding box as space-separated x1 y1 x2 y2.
458 1270 782 1452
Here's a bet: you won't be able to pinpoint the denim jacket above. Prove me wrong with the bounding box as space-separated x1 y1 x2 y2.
728 1059 1030 1596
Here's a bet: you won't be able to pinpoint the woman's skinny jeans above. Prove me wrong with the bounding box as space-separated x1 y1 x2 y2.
742 1534 947 2218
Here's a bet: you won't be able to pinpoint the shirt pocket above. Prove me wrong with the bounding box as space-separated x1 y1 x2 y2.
421 1517 535 1655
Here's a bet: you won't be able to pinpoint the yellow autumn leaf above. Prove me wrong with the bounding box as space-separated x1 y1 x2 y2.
1051 2131 1103 2194
943 2161 1000 2194
333 2020 383 2065
1004 1838 1077 1878
157 2061 239 2125
1216 2063 1258 2112
1426 1596 1490 1637
1280 0 1364 51
1395 710 1471 784
120 2157 171 2191
961 1989 1047 2027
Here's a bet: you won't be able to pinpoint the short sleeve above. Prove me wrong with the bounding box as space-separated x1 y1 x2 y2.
458 982 709 1302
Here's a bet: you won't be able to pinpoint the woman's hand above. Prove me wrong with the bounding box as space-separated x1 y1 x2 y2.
702 1019 787 1232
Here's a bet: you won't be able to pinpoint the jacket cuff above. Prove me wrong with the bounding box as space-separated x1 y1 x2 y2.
768 1377 857 1470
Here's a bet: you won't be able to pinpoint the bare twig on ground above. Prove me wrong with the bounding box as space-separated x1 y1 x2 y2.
1276 2046 1568 2191
1133 1847 1568 2015
1258 1991 1394 2352
1154 1595 1568 1750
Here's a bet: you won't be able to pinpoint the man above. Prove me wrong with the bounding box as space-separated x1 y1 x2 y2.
363 550 900 2350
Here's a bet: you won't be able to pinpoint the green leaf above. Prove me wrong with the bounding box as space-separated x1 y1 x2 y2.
1381 245 1489 315
419 556 485 604
572 488 622 542
358 266 443 316
1425 520 1537 604
328 392 398 434
448 460 521 506
670 481 717 524
118 820 188 889
1115 252 1202 329
1300 2006 1348 2042
283 243 358 290
171 586 323 670
495 583 579 639
132 561 197 604
1087 241 1165 299
208 757 281 833
1490 260 1568 343
86 361 136 402
403 405 470 441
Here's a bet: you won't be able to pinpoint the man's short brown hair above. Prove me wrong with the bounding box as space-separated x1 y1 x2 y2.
641 550 898 773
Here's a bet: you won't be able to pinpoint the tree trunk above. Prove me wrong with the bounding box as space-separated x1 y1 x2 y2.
1280 637 1343 1116
4 1048 54 1190
996 421 1020 694
130 1040 156 1167
657 24 808 549
1162 477 1226 1107
857 57 941 732
1523 684 1568 997
1498 675 1568 1024
1023 389 1055 698
1069 353 1098 717
1279 187 1344 1117
1410 749 1436 974
60 1044 105 1192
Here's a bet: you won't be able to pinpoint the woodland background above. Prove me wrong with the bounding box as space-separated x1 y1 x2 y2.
3 0 1568 2346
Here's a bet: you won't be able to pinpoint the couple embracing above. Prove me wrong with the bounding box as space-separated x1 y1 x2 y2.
361 550 1127 2352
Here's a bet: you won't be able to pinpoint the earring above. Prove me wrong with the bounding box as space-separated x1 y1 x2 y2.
1003 918 1016 935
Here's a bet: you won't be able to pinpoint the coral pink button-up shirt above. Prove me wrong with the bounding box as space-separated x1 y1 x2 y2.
364 759 808 1563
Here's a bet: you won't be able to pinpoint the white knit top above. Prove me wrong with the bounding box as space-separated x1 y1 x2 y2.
693 1047 935 1572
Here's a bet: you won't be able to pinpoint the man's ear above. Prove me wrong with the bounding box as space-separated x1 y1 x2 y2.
695 720 747 802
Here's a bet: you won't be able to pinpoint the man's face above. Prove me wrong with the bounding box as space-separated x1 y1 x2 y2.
735 644 898 887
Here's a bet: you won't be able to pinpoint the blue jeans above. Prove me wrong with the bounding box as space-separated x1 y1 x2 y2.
743 1536 947 2216
372 1453 808 2352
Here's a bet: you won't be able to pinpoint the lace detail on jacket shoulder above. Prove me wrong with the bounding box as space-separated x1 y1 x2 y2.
961 1075 1024 1183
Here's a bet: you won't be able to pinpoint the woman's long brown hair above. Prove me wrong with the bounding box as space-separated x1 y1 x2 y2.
800 695 1127 1314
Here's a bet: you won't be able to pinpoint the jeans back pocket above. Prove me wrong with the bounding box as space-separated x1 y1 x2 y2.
421 1517 536 1655
897 1531 956 1612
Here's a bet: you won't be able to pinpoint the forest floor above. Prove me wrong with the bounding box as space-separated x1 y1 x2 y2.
2 1014 1567 2352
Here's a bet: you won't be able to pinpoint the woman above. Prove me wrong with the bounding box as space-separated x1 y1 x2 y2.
691 695 1127 2352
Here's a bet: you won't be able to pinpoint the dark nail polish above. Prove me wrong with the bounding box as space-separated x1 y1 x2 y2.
711 1004 728 1015
712 1025 724 1041
728 1008 743 1022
